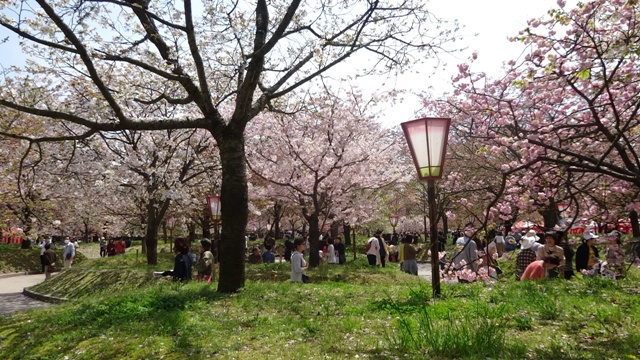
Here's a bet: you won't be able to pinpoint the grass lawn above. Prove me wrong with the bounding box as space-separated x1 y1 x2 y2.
1 242 640 359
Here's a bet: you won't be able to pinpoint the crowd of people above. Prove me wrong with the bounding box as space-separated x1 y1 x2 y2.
449 223 631 282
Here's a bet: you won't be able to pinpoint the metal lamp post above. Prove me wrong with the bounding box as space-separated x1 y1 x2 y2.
389 215 399 235
401 117 451 297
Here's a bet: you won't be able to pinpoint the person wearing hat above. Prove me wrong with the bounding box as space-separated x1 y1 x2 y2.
516 230 538 281
576 229 600 275
366 230 383 266
536 232 565 279
452 225 478 272
196 238 214 282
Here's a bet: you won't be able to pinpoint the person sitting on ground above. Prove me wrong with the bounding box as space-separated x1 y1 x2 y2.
196 238 214 282
601 231 624 279
153 237 193 282
521 256 561 281
43 243 57 280
453 225 478 272
326 237 338 264
576 229 600 276
558 231 575 280
516 233 538 281
262 243 276 263
536 232 565 279
247 246 263 264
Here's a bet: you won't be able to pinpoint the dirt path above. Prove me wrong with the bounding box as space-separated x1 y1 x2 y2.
0 274 51 315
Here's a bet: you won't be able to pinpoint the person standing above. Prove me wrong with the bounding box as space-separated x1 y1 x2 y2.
38 236 49 273
401 237 422 275
366 230 382 266
115 238 126 255
99 237 107 257
290 238 308 283
43 243 57 280
378 234 388 268
62 237 75 270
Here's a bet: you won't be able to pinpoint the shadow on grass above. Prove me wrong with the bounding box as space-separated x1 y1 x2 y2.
0 283 227 359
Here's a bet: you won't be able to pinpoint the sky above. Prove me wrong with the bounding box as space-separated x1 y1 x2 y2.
368 0 579 127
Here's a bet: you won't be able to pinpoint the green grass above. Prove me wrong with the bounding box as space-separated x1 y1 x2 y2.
2 245 640 359
0 243 86 273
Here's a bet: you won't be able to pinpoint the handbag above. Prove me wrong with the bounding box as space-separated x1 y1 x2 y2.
302 274 310 283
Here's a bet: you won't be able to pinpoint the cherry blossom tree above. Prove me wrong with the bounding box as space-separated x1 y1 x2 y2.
420 0 640 236
246 91 406 267
0 0 457 291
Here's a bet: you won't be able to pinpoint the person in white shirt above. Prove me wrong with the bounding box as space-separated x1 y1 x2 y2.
326 238 338 264
38 236 50 273
62 237 75 269
290 238 308 282
366 230 382 266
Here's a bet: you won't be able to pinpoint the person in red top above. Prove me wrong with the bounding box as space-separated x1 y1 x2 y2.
521 257 561 281
114 238 126 255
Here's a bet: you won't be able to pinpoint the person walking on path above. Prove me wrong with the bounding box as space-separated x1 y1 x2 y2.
43 243 57 280
62 237 75 270
38 236 50 273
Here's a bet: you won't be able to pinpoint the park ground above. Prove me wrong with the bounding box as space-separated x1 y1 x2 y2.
0 240 639 359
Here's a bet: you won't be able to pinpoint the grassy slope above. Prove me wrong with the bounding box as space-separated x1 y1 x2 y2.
1 245 639 359
0 243 86 273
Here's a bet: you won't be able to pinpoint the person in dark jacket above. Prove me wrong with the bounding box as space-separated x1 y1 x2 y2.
154 237 192 282
575 230 600 276
43 243 57 280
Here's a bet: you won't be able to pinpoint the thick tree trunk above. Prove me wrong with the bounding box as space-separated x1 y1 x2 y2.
217 134 248 293
442 214 449 240
307 212 321 268
343 224 351 246
162 221 168 245
187 222 196 243
539 205 559 230
330 221 340 239
273 202 283 239
631 210 640 237
145 202 159 265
